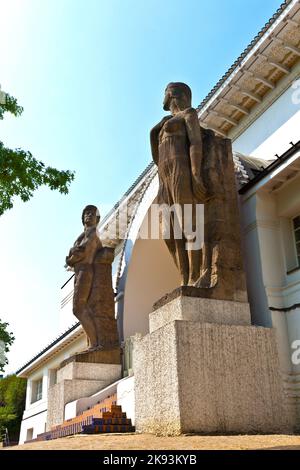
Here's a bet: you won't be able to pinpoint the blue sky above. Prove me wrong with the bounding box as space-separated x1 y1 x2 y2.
0 0 283 373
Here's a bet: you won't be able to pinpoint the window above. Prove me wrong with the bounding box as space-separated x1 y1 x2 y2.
293 215 300 267
26 428 33 442
31 378 43 403
36 379 43 401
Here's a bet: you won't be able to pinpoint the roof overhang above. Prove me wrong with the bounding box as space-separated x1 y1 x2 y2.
197 0 300 141
239 140 300 197
16 323 84 378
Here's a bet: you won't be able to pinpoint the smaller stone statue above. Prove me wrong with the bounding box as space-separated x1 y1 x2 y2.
65 205 119 352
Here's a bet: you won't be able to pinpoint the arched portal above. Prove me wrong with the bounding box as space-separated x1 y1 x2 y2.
116 173 181 341
123 229 180 340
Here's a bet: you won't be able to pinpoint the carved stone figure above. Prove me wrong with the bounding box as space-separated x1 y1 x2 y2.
150 83 247 302
65 205 119 351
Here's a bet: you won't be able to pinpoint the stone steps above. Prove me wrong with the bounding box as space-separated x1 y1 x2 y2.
82 424 135 434
92 417 132 425
25 396 135 443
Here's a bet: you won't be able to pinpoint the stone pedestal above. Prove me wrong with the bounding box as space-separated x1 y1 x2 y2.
60 347 121 368
150 296 251 332
134 296 296 435
47 360 121 430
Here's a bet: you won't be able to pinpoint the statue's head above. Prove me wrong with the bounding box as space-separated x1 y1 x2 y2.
163 82 192 113
82 205 100 227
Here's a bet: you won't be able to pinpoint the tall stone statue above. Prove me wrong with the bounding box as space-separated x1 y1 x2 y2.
150 82 247 302
65 205 119 352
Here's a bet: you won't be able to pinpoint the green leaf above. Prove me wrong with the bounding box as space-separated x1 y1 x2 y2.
0 93 75 215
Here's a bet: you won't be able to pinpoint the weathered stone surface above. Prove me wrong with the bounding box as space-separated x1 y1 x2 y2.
47 361 122 430
154 285 247 309
150 83 247 302
150 296 251 333
88 249 119 349
134 322 181 436
60 348 121 368
65 205 119 351
134 321 295 435
47 379 107 430
57 362 121 382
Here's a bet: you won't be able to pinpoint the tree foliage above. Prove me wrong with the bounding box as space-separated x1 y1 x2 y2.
0 92 75 215
0 93 23 119
0 319 15 373
0 320 26 443
0 374 26 443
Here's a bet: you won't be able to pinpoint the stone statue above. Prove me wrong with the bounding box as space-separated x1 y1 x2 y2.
150 82 247 302
65 205 119 351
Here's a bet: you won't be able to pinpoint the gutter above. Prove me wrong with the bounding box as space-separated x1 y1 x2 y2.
239 140 300 194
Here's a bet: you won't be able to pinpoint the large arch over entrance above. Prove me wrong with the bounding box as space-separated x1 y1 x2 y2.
116 173 180 341
123 231 180 340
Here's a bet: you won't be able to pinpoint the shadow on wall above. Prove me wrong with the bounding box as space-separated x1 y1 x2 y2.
122 237 180 340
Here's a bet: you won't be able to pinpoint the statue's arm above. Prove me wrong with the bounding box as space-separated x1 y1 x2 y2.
150 123 161 165
150 116 172 165
184 108 208 201
66 233 86 267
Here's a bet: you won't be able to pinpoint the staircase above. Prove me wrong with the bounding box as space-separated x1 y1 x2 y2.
25 394 134 443
82 406 135 434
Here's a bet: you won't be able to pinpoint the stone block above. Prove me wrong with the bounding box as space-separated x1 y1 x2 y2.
57 361 121 383
47 362 122 430
134 320 296 435
47 378 107 430
150 296 251 333
60 347 121 368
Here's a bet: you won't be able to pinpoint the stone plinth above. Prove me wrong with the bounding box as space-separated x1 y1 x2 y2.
134 299 296 435
153 286 248 309
150 296 251 333
47 361 121 430
60 347 121 368
56 361 121 383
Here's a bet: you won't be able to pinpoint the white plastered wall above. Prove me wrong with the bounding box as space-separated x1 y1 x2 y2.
233 83 300 160
19 333 86 444
240 177 300 422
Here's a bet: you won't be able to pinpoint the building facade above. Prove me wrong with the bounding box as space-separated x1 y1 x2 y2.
17 0 300 443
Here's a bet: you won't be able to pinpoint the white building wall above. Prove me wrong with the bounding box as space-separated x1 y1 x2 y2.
233 83 300 160
19 334 86 444
19 366 48 444
241 169 300 424
240 192 271 327
19 410 47 444
116 376 135 426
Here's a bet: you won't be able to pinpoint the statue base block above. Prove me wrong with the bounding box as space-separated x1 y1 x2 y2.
153 286 248 309
150 295 251 332
134 299 296 435
60 347 121 368
47 359 121 430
